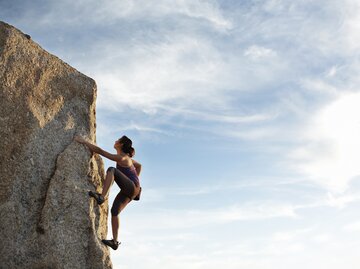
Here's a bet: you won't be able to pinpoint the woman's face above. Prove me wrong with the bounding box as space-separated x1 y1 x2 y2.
114 140 123 150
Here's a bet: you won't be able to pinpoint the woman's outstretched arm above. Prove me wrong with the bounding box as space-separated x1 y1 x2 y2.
74 136 124 162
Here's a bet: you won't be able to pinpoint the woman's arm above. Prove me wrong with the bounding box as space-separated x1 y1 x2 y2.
74 136 124 162
132 159 142 176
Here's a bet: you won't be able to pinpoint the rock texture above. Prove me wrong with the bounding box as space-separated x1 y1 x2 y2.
0 21 112 269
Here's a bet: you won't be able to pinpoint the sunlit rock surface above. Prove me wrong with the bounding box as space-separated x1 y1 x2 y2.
0 21 112 269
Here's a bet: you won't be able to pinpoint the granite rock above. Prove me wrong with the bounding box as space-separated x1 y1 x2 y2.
0 21 112 269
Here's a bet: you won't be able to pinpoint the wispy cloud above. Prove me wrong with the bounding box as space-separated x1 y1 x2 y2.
151 105 278 124
97 121 171 136
126 201 298 232
14 0 232 30
244 45 277 60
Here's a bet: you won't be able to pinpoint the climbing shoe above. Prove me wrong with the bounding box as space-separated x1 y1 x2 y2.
88 191 105 205
102 239 120 250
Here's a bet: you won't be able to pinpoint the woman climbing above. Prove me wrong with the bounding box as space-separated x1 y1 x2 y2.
74 135 142 250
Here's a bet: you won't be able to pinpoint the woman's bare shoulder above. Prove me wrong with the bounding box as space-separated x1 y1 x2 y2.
117 155 132 167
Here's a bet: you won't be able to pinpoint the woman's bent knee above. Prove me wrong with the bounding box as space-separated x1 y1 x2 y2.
111 206 120 216
107 167 116 174
111 194 131 216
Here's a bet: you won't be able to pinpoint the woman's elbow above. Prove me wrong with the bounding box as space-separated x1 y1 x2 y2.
134 163 142 172
134 162 142 168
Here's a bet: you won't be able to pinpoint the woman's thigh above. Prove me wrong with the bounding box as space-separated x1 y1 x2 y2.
112 168 136 197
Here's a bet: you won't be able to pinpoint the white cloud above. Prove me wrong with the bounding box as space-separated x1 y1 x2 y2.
289 92 360 192
104 122 171 135
324 191 360 209
244 45 277 60
326 66 338 77
341 0 360 53
93 34 227 113
154 105 278 123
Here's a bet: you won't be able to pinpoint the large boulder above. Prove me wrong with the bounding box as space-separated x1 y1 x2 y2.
0 21 112 269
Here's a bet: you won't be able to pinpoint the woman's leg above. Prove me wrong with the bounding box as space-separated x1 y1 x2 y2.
107 168 137 241
111 192 131 241
111 216 119 242
101 167 116 198
112 168 137 198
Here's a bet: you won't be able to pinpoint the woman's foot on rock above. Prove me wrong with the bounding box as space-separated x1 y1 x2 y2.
102 239 120 250
88 191 105 205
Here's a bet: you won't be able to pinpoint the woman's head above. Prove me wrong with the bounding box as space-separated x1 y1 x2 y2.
116 135 135 157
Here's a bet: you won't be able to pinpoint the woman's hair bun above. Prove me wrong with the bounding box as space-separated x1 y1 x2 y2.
129 147 135 158
119 135 135 157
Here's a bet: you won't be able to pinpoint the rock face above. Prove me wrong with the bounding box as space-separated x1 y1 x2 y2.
0 21 112 269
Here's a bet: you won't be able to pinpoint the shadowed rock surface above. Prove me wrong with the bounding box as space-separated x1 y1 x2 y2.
0 21 112 269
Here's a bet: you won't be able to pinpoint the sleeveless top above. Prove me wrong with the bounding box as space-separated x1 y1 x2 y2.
116 164 140 187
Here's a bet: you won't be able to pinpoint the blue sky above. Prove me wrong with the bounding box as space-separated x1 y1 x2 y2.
2 0 360 268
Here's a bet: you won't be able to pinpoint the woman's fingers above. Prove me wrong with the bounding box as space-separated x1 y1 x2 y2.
74 135 85 143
